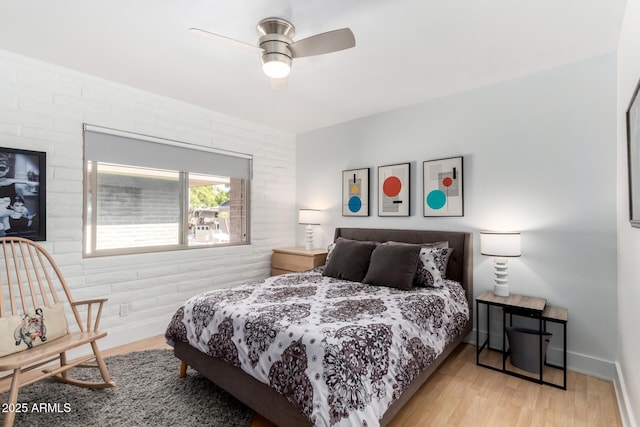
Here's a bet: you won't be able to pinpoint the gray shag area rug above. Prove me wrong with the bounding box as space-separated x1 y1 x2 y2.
1 349 255 427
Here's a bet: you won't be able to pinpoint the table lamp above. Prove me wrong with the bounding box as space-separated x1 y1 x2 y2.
480 231 521 297
298 209 321 250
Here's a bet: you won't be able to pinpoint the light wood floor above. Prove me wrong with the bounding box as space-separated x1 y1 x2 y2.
9 336 624 427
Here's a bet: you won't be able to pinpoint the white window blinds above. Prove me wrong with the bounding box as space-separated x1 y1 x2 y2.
83 125 252 179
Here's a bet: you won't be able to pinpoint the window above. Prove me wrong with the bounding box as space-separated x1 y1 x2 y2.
83 126 251 256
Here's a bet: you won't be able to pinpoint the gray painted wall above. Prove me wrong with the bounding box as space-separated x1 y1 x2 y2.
296 54 618 379
617 0 640 424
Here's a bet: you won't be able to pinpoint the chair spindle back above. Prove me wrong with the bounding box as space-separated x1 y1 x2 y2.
0 237 80 328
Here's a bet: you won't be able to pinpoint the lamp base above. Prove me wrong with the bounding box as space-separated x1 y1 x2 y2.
493 283 509 297
304 225 314 250
492 257 509 297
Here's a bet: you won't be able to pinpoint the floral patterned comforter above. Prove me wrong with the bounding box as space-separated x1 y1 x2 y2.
165 268 469 427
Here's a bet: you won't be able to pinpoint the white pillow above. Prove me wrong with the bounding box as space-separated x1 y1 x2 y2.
0 302 69 357
415 247 454 288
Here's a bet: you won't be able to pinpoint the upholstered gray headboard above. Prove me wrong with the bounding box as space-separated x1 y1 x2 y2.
333 227 473 308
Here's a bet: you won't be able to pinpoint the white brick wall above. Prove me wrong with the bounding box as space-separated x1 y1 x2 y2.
0 49 297 349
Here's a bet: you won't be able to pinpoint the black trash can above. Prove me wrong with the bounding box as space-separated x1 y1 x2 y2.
506 327 552 374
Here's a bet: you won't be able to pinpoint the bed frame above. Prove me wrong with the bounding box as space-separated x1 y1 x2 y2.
174 227 473 427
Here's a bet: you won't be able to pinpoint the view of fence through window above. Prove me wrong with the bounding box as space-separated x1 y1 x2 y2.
188 173 232 246
84 163 248 256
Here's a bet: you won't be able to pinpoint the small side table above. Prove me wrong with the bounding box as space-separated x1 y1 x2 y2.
271 247 328 276
475 290 568 390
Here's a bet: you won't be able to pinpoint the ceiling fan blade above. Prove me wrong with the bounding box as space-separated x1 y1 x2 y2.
189 28 263 53
270 76 289 90
288 28 355 58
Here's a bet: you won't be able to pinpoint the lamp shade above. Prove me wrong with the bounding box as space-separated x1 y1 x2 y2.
480 231 521 257
298 209 322 225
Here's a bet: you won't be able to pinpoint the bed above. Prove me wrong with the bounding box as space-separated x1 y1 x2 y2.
165 227 473 427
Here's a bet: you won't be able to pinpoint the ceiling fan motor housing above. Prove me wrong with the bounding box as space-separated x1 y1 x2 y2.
258 18 295 78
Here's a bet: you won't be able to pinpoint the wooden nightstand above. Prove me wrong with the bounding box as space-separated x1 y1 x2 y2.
271 247 328 276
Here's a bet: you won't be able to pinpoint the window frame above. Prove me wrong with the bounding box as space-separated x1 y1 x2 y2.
82 125 251 257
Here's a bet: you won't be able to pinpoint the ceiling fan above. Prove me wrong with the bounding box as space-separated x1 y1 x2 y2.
190 17 356 88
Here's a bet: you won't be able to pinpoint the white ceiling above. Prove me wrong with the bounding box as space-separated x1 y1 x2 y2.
0 0 628 134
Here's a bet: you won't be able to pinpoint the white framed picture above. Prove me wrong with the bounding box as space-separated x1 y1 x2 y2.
423 156 463 217
378 163 410 216
342 168 370 216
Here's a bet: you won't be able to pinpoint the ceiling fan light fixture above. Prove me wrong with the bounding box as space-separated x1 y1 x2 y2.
190 16 355 86
261 53 291 78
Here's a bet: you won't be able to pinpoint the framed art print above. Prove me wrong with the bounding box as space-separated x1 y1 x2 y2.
342 168 370 216
627 77 640 227
378 162 410 216
423 156 463 217
0 147 46 240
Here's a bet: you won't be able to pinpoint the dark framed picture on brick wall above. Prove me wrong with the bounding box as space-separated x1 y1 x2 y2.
0 147 46 241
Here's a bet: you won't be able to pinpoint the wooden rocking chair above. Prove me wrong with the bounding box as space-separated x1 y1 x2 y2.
0 237 114 427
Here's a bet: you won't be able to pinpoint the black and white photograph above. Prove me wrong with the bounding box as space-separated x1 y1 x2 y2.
0 147 46 241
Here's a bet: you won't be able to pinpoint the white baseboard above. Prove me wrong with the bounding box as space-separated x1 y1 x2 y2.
469 329 617 381
614 362 639 427
564 349 617 381
101 318 170 350
65 318 169 360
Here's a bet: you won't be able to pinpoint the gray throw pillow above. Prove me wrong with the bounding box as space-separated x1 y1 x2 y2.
363 244 421 290
382 241 450 286
322 239 378 282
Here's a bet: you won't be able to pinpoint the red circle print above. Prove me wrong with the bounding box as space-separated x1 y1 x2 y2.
383 176 402 197
442 177 453 187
